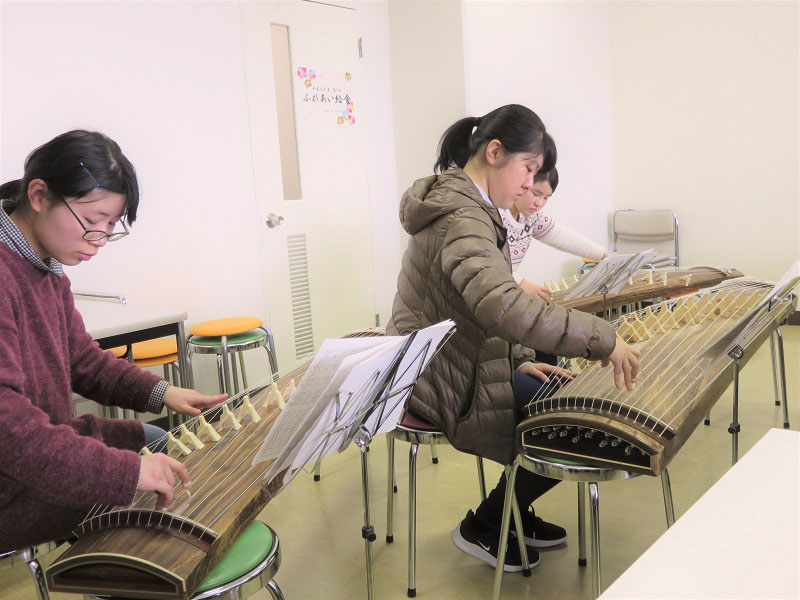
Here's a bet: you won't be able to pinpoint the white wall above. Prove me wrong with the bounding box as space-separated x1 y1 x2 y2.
357 1 402 327
1 1 265 320
461 0 614 284
609 1 799 282
388 0 467 214
1 0 401 391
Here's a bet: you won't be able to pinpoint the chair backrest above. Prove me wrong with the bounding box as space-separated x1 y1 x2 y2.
612 209 679 267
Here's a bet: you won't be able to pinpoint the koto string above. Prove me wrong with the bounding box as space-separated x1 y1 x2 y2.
526 287 744 429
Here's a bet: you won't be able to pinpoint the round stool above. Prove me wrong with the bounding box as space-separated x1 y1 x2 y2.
83 520 284 600
386 411 487 598
492 453 675 600
188 318 278 396
1 540 62 600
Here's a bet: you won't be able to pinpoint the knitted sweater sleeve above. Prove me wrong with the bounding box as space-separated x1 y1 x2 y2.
532 213 606 260
62 280 162 411
0 272 140 509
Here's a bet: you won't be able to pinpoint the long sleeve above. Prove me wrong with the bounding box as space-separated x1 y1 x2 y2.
0 264 140 510
534 218 606 260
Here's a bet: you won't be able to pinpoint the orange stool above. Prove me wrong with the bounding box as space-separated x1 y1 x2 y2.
108 337 183 425
188 318 278 396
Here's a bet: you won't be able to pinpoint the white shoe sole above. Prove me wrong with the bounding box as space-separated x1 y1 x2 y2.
451 526 540 572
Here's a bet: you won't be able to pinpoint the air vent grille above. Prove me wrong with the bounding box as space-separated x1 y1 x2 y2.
287 234 314 359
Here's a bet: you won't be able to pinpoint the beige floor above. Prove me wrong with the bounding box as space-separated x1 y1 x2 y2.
3 327 798 600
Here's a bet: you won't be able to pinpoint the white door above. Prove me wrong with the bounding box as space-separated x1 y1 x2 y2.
241 0 377 374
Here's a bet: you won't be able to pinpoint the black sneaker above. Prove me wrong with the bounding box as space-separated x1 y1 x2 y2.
512 509 567 548
451 510 540 572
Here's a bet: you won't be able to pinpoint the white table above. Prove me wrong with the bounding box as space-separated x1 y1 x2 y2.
75 299 192 388
600 428 800 599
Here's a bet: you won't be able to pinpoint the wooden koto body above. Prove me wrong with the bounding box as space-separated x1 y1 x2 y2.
549 266 743 314
46 368 308 599
518 284 795 476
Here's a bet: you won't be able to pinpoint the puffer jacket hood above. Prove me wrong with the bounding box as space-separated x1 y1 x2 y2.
399 170 503 236
388 168 616 464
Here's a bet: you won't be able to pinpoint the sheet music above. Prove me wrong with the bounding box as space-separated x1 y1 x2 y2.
565 250 658 299
252 320 456 488
266 338 405 484
254 336 393 462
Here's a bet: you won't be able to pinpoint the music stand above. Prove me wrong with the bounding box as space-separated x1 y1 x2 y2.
256 322 456 600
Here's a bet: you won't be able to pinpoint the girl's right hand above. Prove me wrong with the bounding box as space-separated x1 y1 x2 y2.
519 279 553 303
600 336 640 391
138 453 190 510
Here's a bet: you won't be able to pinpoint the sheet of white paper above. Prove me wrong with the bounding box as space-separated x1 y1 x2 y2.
253 336 394 464
275 339 405 484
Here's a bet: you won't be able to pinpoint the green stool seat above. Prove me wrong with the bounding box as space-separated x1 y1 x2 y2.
196 521 273 593
186 325 278 397
83 521 284 600
190 329 266 347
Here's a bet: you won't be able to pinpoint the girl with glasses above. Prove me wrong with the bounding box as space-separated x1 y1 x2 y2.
0 130 227 552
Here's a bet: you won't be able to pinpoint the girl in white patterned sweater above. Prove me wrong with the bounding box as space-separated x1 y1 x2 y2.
500 167 609 302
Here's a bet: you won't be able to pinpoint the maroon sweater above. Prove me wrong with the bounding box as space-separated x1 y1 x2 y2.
0 243 161 550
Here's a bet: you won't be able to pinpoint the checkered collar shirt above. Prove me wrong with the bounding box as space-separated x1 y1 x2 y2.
0 198 64 277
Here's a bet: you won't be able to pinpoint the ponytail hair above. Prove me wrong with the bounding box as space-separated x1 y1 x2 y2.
434 104 550 174
0 130 140 223
0 180 23 202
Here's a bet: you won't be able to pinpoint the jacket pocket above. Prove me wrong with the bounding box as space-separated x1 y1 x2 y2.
456 365 481 423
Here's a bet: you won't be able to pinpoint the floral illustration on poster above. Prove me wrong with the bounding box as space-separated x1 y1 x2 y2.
295 67 355 127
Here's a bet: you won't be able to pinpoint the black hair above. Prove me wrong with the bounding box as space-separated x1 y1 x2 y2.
0 130 140 223
434 104 553 174
534 167 559 193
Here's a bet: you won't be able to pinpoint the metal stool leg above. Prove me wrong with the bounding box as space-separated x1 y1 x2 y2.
577 482 587 566
163 364 175 430
215 354 226 395
220 335 233 396
476 456 487 501
589 482 602 598
661 469 675 527
510 488 531 576
386 436 395 543
429 444 438 464
261 327 279 381
492 461 521 600
408 443 418 597
771 333 781 406
239 351 249 389
776 327 790 429
230 352 240 395
265 579 286 600
26 556 49 600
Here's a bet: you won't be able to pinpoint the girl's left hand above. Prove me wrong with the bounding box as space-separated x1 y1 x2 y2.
163 386 228 417
518 362 578 384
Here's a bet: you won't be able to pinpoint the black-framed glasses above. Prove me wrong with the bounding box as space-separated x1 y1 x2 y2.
59 196 130 242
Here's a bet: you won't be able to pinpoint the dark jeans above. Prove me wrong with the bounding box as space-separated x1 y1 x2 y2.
474 368 562 526
142 422 168 453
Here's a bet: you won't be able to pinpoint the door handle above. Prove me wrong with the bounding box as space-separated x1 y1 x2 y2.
266 213 285 228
